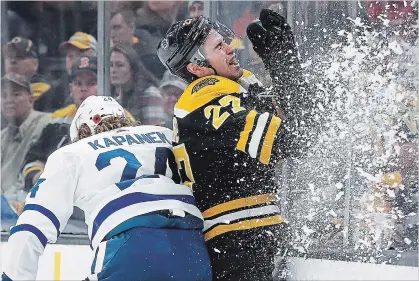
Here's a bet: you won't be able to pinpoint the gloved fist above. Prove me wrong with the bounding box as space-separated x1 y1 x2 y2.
246 9 297 68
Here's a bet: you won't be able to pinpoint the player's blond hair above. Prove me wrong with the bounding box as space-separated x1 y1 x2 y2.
77 116 139 140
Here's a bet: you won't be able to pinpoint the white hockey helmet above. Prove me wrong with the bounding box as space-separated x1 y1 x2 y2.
70 96 126 141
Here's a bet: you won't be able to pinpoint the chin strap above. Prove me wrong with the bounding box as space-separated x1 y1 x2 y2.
196 60 218 76
208 65 218 76
191 44 220 76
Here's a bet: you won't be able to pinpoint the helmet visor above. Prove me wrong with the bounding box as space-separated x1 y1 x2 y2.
189 20 235 66
212 21 234 45
163 16 235 74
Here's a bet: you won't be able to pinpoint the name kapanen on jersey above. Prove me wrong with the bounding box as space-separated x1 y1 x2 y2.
88 132 170 150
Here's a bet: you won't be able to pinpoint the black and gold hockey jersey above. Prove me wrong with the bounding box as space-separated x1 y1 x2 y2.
173 70 287 246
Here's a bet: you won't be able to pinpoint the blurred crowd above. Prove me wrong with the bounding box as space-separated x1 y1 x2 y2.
1 0 417 255
1 0 206 233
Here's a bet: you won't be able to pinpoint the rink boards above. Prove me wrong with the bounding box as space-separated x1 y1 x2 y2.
0 242 417 280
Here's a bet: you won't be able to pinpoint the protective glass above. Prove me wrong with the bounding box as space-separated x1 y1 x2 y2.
189 20 235 67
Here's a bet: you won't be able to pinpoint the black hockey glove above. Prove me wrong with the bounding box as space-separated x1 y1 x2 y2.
247 9 320 159
246 9 299 77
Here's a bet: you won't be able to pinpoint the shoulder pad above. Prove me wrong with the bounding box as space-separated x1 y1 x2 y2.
175 75 243 117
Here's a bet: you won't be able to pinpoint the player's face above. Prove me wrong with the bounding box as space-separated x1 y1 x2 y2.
1 84 34 126
203 30 243 81
110 51 132 86
70 72 97 108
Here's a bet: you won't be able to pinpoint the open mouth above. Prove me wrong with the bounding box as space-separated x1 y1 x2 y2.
229 56 240 67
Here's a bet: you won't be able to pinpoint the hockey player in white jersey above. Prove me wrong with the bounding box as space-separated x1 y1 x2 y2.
2 96 212 281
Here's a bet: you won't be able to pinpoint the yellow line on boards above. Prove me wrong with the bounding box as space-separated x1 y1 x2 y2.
54 252 61 280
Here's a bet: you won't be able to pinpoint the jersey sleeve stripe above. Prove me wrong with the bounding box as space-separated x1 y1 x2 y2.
236 110 257 152
248 112 269 158
23 204 61 236
204 215 285 241
10 224 48 247
202 194 276 218
259 115 282 164
23 166 43 177
204 205 281 231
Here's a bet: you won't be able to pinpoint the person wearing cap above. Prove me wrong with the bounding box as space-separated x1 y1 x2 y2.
188 1 205 18
110 9 140 50
59 32 98 75
56 32 98 107
1 73 50 196
2 36 61 113
22 56 134 191
159 70 188 129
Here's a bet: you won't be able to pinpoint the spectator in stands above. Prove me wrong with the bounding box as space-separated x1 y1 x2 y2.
359 108 418 251
188 1 205 18
3 36 60 112
134 1 184 81
391 112 418 250
59 32 98 75
3 10 34 42
22 56 134 190
1 73 50 196
366 0 417 44
57 32 98 106
109 0 143 14
159 70 187 129
110 9 140 50
136 1 182 36
111 8 165 90
110 44 164 125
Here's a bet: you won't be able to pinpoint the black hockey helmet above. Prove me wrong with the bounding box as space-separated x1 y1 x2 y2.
157 16 235 82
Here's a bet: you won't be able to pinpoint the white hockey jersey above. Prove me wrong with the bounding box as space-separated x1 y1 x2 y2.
3 126 203 280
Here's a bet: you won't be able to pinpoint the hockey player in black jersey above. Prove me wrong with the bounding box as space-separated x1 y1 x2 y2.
157 9 317 281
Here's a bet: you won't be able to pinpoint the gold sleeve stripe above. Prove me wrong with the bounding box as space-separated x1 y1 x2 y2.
259 116 282 165
202 194 276 218
184 181 194 189
24 166 44 177
236 110 257 152
204 215 285 241
31 82 51 99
